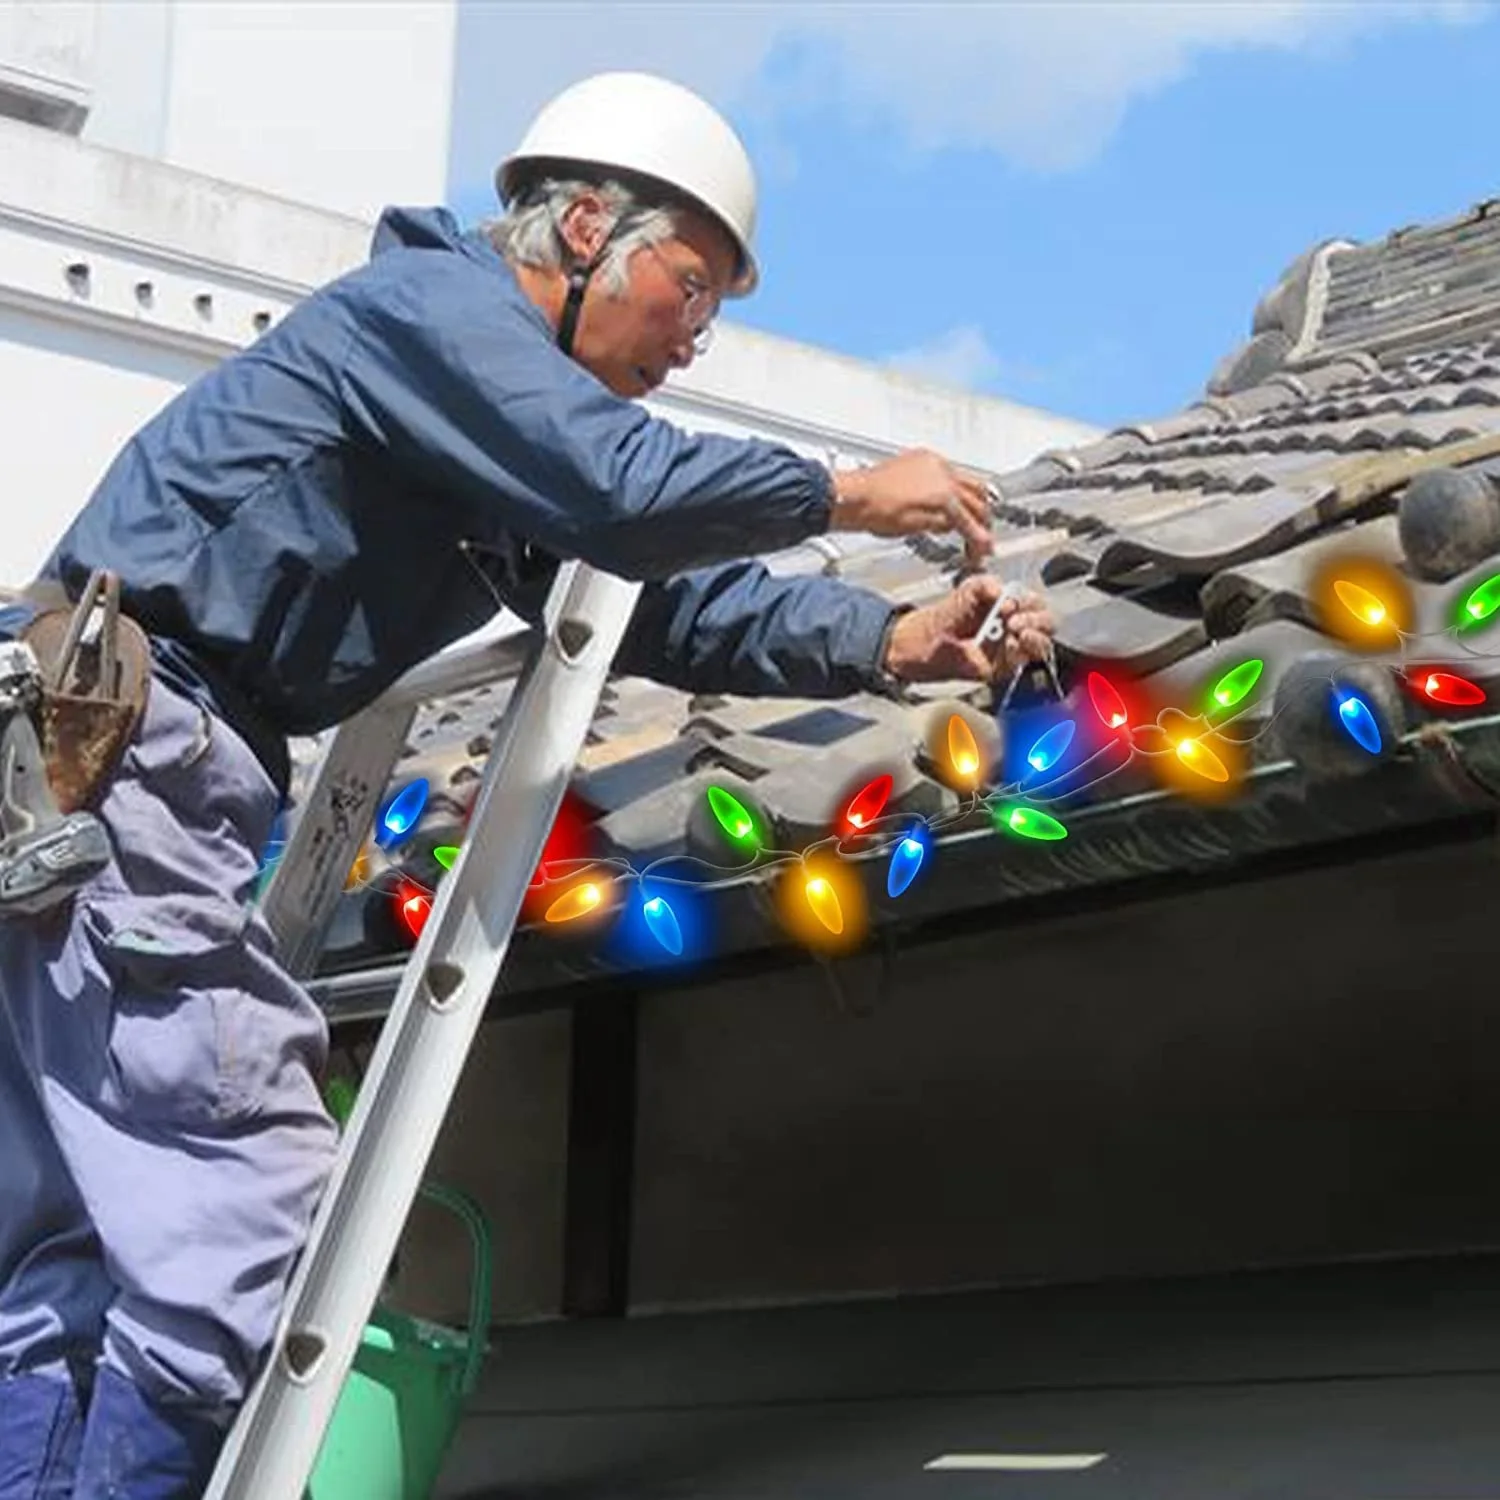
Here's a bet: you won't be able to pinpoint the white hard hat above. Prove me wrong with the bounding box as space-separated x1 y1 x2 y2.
497 71 760 296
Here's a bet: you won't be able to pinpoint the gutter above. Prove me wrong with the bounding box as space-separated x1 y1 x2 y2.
311 714 1500 1026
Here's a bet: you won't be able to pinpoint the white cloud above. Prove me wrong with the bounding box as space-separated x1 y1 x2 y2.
450 1 1487 191
884 325 1006 391
786 1 1490 172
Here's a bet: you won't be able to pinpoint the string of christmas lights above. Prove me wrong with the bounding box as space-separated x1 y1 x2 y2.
264 566 1500 960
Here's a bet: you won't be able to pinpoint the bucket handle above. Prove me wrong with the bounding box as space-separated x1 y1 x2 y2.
415 1180 493 1398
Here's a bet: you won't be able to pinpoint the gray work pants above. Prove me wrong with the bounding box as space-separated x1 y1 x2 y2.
0 674 337 1419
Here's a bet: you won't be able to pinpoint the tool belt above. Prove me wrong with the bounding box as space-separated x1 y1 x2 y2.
1 571 152 814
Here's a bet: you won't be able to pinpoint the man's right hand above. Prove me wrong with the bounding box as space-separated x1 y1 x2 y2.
828 449 995 566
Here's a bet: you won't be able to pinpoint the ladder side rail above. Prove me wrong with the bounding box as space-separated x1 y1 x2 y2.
258 623 535 976
257 698 416 978
204 561 642 1500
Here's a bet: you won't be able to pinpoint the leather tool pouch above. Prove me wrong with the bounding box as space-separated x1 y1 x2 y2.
18 572 152 815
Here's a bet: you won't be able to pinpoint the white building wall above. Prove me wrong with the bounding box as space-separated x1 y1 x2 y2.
84 2 174 159
152 2 458 221
1 305 209 581
0 0 458 221
0 113 376 583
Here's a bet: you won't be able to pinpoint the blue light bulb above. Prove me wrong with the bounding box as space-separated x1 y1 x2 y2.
257 809 288 873
379 778 429 847
1025 720 1076 775
642 894 683 956
887 836 926 898
1336 694 1382 755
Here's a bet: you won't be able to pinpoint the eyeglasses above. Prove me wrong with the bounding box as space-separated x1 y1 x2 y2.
650 245 720 355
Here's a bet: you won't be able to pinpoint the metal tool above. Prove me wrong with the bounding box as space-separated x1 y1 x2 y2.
972 571 1064 710
0 638 110 916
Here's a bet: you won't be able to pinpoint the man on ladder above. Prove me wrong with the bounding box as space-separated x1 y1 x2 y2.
0 71 1055 1499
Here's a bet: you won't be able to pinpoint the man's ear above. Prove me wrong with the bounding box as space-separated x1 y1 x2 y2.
559 192 612 262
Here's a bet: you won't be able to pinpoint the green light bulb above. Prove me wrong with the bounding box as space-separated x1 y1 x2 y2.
432 845 460 871
707 786 759 847
1461 572 1500 627
323 1075 358 1130
998 805 1068 842
1209 658 1263 712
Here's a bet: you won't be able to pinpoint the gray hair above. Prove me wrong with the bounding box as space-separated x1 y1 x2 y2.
485 177 681 296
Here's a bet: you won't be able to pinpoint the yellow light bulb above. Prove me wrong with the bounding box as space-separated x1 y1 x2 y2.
344 844 370 892
946 714 981 782
1175 737 1229 784
545 881 604 924
804 875 844 935
1333 579 1388 627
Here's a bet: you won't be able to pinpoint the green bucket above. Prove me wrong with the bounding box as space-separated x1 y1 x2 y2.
307 1155 492 1499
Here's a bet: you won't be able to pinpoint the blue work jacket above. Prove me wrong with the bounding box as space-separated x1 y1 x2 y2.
43 207 898 793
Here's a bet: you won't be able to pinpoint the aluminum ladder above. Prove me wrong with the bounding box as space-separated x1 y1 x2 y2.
203 560 642 1499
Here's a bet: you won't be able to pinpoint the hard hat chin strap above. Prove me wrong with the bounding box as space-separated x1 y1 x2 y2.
556 214 628 358
555 260 596 358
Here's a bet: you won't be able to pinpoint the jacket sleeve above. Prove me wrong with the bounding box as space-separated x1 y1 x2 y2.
336 257 836 582
614 561 900 698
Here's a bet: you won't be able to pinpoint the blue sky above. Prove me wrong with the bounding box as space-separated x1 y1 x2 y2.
446 2 1496 430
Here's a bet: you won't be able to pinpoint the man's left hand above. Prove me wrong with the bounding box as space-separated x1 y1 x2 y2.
881 574 1056 685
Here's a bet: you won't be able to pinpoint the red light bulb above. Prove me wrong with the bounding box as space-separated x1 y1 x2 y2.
395 881 431 942
1087 672 1128 730
842 774 893 833
1412 670 1485 708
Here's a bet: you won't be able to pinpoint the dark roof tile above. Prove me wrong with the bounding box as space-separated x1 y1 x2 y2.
1091 489 1323 579
991 455 1077 500
1199 515 1404 638
1062 432 1149 470
1287 353 1382 394
574 733 705 816
1048 577 1208 675
1052 485 1224 534
1201 377 1304 419
1112 407 1226 444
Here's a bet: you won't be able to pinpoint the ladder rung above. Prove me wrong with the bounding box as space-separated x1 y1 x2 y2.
307 962 407 1024
383 621 533 708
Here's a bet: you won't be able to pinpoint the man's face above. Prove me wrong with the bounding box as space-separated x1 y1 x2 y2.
562 195 738 398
